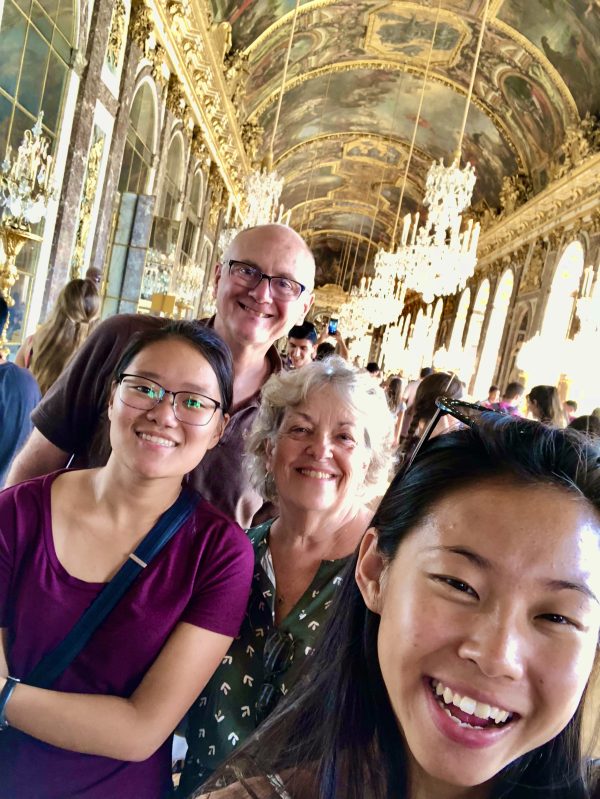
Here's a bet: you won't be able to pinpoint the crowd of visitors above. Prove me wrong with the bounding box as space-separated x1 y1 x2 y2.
0 223 599 799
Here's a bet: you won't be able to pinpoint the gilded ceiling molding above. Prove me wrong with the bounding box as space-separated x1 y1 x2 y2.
248 60 524 169
146 0 250 207
476 152 600 270
292 196 398 231
490 18 579 123
274 131 431 172
305 228 383 249
243 0 335 55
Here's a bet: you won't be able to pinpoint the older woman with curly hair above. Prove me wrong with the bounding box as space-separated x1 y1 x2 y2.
178 357 395 795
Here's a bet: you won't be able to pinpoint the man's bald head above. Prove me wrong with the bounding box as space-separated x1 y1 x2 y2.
224 224 315 290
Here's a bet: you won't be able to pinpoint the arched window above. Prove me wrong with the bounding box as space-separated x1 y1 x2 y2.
118 81 156 195
540 241 585 342
472 270 514 398
161 134 184 220
463 279 490 389
447 288 471 365
180 170 204 267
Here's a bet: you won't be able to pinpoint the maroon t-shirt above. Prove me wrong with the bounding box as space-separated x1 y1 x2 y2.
30 314 281 528
0 471 254 799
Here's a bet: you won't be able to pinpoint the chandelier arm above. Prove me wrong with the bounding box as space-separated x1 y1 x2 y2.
455 0 490 160
269 0 302 160
392 0 443 248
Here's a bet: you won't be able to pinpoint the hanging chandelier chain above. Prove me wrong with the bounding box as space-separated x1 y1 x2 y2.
392 0 442 248
269 0 302 160
455 0 490 160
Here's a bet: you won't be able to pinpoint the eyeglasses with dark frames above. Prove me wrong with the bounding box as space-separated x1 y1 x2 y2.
405 396 501 472
117 373 221 427
227 260 306 301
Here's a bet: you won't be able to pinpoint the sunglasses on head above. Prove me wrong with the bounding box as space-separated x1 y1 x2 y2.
405 396 502 472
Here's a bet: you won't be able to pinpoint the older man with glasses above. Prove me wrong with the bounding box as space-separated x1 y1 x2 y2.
6 224 315 528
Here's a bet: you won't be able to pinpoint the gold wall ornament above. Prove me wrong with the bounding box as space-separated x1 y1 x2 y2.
71 127 106 278
499 171 534 218
191 126 211 167
149 43 168 84
241 121 264 166
166 75 188 118
0 227 41 352
209 20 233 64
519 245 547 294
129 0 154 51
106 0 128 72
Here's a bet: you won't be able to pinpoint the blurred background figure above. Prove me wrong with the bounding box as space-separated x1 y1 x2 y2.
0 297 41 487
286 321 318 370
568 414 600 438
365 361 381 380
385 376 407 447
399 371 463 463
84 266 103 287
563 399 578 424
15 278 100 395
481 384 500 405
488 381 525 416
400 366 434 439
315 341 335 361
527 384 565 426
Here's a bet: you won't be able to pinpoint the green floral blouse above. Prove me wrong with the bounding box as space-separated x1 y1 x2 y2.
179 519 350 795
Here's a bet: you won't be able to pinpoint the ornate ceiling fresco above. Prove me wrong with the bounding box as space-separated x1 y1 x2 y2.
210 0 600 284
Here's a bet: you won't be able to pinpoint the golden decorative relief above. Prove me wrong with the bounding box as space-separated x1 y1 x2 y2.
365 2 470 69
130 0 154 51
71 128 106 278
192 126 211 167
240 121 263 166
166 74 188 118
519 245 547 294
106 0 128 72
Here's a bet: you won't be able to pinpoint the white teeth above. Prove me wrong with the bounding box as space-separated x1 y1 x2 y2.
432 679 512 724
299 469 335 479
138 433 176 447
459 696 476 714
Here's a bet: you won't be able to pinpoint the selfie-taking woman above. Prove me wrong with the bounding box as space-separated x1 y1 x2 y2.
0 322 254 799
178 357 394 794
194 409 600 799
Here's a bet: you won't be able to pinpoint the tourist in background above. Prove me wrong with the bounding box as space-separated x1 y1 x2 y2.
481 383 500 406
15 278 100 395
399 366 434 439
0 297 41 487
285 321 318 370
487 381 525 416
385 376 406 447
569 414 600 438
399 371 463 463
563 399 578 424
193 417 600 799
0 322 254 799
178 358 394 793
527 384 565 426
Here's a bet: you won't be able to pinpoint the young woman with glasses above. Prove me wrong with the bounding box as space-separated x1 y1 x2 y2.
0 322 254 799
177 357 395 795
193 407 600 799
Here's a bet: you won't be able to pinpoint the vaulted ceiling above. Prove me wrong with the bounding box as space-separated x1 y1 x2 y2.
211 0 600 286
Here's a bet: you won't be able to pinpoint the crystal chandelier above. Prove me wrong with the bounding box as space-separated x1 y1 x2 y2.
0 112 53 228
395 0 490 304
356 247 405 326
397 158 480 303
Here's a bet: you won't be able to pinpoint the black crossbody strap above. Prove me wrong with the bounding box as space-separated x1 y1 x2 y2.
26 486 200 689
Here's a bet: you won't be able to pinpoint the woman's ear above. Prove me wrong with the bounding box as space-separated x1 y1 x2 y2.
107 381 117 420
356 527 386 615
264 437 275 473
207 413 229 450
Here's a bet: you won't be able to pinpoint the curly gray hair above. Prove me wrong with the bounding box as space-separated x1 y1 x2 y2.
245 357 395 502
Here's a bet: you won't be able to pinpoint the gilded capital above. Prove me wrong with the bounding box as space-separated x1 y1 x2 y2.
129 0 153 51
166 75 187 118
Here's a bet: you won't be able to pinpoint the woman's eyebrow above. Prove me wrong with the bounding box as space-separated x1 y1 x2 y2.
427 545 493 570
545 579 599 605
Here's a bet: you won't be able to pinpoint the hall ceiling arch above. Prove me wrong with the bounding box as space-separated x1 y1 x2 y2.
210 0 600 287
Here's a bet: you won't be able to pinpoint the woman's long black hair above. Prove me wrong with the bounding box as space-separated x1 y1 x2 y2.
197 417 600 799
